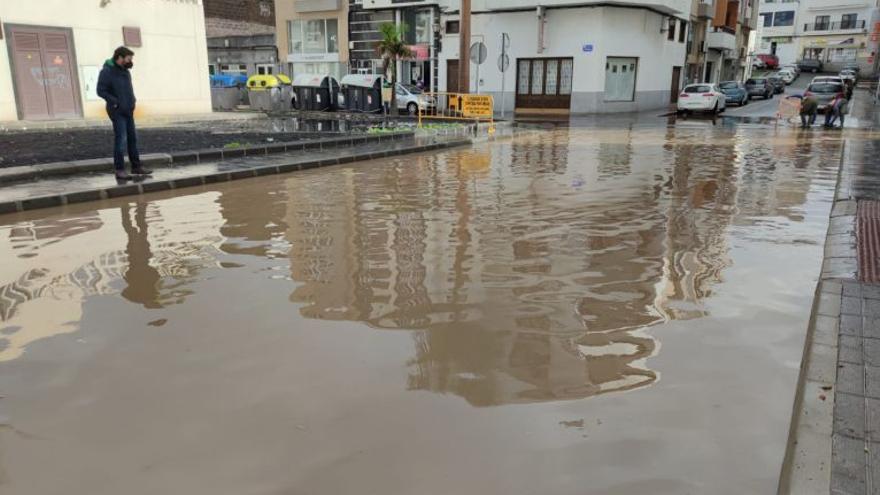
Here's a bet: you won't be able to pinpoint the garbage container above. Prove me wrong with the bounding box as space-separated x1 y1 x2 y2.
210 74 248 110
291 74 340 112
339 74 383 113
247 74 293 112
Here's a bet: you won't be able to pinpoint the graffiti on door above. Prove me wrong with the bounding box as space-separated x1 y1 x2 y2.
29 66 70 89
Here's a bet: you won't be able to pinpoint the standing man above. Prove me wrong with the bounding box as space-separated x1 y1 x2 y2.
97 46 152 181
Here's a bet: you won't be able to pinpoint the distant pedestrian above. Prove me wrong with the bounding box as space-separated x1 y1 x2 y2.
824 95 848 128
800 95 818 128
97 46 152 181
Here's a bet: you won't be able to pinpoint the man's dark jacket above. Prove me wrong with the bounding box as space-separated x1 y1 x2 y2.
96 59 136 116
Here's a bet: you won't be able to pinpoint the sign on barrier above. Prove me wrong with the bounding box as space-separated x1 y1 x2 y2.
461 94 493 118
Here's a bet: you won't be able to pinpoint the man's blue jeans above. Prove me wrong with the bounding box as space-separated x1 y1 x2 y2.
110 112 141 171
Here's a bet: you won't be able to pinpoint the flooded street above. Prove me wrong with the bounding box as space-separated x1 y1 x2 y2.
0 120 844 494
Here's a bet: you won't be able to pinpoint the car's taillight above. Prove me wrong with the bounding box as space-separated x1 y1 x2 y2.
804 91 813 96
680 93 689 97
702 93 714 97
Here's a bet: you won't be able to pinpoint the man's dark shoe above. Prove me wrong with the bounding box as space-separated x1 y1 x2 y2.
131 167 153 176
115 171 133 181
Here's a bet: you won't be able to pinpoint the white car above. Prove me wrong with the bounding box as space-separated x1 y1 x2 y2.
782 64 800 76
839 69 857 83
395 83 435 115
812 76 844 86
776 70 796 84
677 83 726 114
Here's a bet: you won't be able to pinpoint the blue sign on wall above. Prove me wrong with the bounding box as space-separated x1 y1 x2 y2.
582 44 594 53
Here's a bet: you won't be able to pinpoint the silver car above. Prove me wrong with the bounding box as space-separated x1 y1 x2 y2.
395 84 435 115
805 82 844 111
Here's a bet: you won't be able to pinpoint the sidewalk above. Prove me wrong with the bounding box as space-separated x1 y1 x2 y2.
780 89 880 494
0 132 472 215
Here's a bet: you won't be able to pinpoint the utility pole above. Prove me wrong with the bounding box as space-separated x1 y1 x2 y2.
458 0 471 94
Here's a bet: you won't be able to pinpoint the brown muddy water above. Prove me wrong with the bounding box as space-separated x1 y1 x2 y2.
0 123 843 494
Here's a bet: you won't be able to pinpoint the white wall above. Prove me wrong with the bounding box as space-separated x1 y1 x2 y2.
0 0 211 121
439 6 686 113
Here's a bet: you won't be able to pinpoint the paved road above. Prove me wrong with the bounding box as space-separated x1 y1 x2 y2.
725 73 812 118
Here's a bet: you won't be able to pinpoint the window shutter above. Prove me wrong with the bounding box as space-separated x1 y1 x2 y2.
122 26 142 47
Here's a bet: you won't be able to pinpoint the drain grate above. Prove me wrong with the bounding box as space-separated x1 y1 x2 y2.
857 200 880 283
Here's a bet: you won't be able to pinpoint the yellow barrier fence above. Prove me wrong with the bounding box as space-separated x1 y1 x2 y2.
417 92 494 128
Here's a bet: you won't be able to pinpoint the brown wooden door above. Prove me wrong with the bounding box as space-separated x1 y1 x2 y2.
446 59 460 93
670 66 682 103
515 57 573 110
8 26 82 120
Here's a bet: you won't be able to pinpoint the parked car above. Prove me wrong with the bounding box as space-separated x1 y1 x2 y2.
677 83 727 114
812 76 844 86
756 54 779 69
745 78 774 99
775 69 795 85
782 64 801 76
797 59 823 73
719 81 749 106
804 82 845 112
842 61 861 74
395 83 435 115
839 69 857 83
767 75 786 94
752 58 766 69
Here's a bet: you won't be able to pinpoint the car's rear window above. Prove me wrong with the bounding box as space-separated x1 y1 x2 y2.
808 83 843 93
747 79 766 84
684 85 712 93
719 82 738 89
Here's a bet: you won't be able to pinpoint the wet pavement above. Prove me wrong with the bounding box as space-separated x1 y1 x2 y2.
0 114 855 494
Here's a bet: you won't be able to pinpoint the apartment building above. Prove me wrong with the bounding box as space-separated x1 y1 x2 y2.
276 0 349 79
756 0 879 72
703 0 759 82
204 0 278 77
0 0 211 121
348 0 441 91
755 0 799 65
437 0 691 114
796 0 877 71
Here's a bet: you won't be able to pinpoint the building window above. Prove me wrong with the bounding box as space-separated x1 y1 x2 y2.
220 64 247 75
814 15 830 30
773 11 794 26
445 20 460 34
840 14 857 29
288 19 339 56
605 57 637 102
402 9 432 45
208 64 217 76
256 64 274 75
667 19 676 41
761 13 772 27
679 20 687 42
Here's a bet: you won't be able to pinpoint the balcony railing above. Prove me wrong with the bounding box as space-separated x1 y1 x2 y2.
714 25 737 35
803 20 866 31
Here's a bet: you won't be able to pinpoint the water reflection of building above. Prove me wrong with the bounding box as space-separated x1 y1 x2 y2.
0 195 225 361
285 134 671 406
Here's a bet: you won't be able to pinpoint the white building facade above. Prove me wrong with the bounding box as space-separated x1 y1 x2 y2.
438 0 690 114
756 0 800 66
0 0 212 122
795 0 878 71
755 0 880 72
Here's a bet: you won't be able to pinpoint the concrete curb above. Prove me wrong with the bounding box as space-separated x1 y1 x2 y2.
0 131 415 184
0 137 472 215
778 141 856 494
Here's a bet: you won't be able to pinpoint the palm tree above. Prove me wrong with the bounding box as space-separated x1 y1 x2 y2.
376 22 412 116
